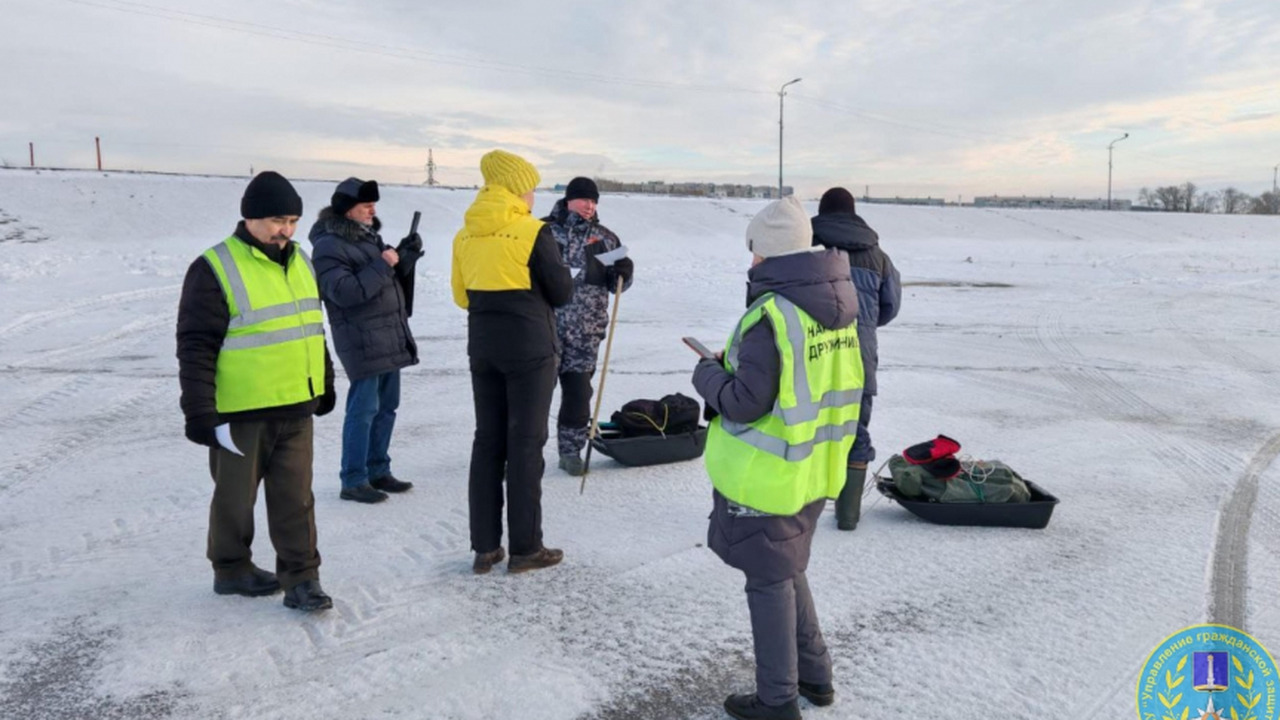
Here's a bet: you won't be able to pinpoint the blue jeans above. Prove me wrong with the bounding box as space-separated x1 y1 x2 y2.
848 394 875 464
340 370 400 489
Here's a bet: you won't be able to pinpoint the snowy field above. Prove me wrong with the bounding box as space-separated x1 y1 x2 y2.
0 168 1278 719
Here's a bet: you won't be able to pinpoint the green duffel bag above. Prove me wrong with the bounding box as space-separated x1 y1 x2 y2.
888 454 1031 504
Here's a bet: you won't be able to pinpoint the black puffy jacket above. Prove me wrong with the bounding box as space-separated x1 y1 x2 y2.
308 209 419 381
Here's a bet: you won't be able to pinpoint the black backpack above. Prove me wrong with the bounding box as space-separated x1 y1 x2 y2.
610 393 701 437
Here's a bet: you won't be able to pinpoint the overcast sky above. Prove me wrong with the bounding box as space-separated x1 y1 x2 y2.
4 0 1278 200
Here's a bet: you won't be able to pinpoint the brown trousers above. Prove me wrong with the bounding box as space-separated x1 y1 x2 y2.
207 417 320 590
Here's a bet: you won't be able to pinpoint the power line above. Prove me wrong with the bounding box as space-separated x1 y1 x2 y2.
60 0 771 96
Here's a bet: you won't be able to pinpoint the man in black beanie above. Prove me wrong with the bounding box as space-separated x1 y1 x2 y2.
177 171 338 611
810 187 901 531
542 176 635 476
308 177 423 504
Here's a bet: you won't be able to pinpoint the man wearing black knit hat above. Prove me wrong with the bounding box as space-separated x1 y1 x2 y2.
542 176 634 476
308 177 422 504
177 171 338 612
810 187 902 531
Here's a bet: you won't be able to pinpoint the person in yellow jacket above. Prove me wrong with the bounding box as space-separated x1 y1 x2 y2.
451 151 574 575
177 171 337 612
692 197 864 720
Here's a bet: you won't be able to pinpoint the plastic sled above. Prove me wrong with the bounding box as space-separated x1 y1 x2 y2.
875 476 1059 529
589 427 708 467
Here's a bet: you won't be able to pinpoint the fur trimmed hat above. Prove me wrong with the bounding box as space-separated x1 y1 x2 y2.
331 177 380 217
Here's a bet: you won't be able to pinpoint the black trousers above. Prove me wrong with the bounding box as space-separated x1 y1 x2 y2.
467 354 558 556
207 417 320 590
556 371 594 456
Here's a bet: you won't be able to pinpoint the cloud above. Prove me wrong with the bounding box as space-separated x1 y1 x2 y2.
4 0 1279 197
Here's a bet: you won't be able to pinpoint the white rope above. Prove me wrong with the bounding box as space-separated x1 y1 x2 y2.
958 454 998 484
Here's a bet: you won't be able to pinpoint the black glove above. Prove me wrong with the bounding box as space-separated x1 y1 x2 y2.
396 233 424 262
315 389 337 417
605 256 634 289
184 414 220 448
703 403 720 423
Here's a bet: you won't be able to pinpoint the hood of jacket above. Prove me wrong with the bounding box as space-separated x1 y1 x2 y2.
460 185 537 237
747 248 858 331
810 212 879 253
545 198 602 227
307 206 382 245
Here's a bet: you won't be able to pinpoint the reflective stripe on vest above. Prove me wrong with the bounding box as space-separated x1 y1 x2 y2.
210 242 323 330
705 294 865 515
203 237 327 414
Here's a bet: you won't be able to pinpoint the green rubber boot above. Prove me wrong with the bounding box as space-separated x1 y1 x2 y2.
836 463 867 531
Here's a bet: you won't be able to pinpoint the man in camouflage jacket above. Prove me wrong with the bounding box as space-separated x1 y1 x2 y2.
542 178 634 475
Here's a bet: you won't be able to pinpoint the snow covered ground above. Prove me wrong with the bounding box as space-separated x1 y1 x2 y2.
0 168 1277 719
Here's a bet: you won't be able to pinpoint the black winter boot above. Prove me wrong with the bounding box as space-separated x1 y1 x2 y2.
836 463 867 531
723 693 801 720
340 483 388 504
370 475 414 493
282 580 333 611
213 564 281 597
797 681 835 706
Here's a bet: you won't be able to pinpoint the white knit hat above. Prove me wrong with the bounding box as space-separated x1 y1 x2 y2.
746 197 813 258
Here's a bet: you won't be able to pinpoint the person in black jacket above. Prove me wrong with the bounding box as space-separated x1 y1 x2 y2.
309 178 422 504
450 150 573 574
176 171 337 612
810 188 902 530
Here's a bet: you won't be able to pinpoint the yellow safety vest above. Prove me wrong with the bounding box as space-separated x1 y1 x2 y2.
704 293 865 515
201 236 326 413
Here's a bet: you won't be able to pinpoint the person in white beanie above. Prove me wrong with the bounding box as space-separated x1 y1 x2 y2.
691 196 865 719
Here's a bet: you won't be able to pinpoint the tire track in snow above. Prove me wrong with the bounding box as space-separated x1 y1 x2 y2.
1207 432 1280 629
0 284 180 341
1016 307 1236 493
1072 434 1280 719
0 377 169 496
0 374 97 433
1152 296 1276 378
1016 299 1257 718
8 313 173 370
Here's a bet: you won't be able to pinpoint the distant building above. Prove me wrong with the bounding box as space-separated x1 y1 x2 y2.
591 178 790 199
973 195 1132 211
860 196 946 207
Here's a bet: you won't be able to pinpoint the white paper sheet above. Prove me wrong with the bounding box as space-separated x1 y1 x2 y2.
215 423 244 456
595 245 628 267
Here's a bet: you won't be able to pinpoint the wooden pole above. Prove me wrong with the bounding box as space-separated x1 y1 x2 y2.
580 275 625 494
29 142 34 168
95 136 102 171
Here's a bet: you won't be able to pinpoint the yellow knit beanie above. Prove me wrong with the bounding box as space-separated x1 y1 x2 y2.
479 150 541 195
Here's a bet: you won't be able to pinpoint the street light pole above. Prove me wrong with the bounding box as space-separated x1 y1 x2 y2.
778 78 802 198
1107 132 1129 210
